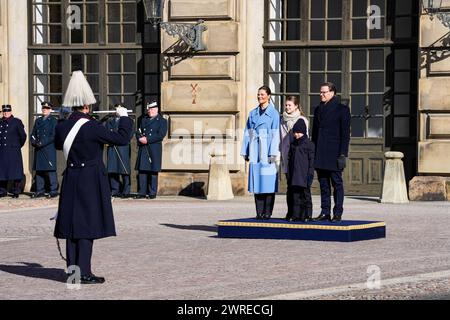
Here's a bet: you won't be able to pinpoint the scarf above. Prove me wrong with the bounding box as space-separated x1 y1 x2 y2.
282 109 301 131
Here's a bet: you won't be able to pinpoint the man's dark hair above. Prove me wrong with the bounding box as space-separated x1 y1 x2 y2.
321 82 337 94
258 85 272 96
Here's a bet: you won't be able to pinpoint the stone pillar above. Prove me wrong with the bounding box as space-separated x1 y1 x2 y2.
7 0 31 191
206 151 234 201
380 152 409 204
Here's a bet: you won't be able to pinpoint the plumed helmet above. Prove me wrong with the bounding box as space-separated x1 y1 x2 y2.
62 70 97 107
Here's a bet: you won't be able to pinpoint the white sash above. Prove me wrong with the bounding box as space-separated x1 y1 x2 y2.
63 118 90 160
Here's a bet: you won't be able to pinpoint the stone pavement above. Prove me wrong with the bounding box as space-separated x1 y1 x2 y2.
1 195 450 300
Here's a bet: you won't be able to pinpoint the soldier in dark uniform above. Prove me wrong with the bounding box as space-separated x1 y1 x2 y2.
0 105 27 198
104 104 133 198
312 82 351 222
30 102 59 198
134 102 168 199
54 70 133 284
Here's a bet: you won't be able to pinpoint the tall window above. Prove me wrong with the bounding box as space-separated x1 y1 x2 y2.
33 54 63 108
29 0 160 115
310 0 342 41
264 0 418 142
32 0 63 44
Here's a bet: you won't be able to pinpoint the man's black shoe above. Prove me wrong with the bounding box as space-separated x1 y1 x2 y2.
262 214 271 220
331 215 342 222
11 194 19 198
80 274 105 284
133 195 147 199
314 214 331 222
47 192 59 198
0 193 7 198
148 195 156 199
121 194 130 199
31 192 45 199
256 215 263 220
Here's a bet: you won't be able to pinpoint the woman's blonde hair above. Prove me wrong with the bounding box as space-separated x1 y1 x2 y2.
286 96 305 116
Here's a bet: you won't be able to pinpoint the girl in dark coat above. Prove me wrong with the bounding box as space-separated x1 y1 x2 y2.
287 119 315 222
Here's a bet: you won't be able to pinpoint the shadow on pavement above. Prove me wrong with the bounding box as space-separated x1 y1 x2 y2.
0 262 66 283
160 223 217 233
348 196 380 203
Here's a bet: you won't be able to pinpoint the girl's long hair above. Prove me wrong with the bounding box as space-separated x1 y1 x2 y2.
286 96 305 116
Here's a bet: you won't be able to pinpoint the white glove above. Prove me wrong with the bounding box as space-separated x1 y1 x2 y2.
116 106 128 117
268 156 277 164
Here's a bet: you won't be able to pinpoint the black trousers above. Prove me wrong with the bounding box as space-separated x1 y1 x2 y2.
316 169 344 217
285 174 313 219
66 239 94 277
138 171 159 196
109 173 130 196
0 180 22 196
35 171 58 194
288 186 312 220
254 193 275 217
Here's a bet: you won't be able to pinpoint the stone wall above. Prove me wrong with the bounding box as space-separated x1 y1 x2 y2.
418 14 450 175
0 0 6 104
414 10 450 200
0 0 31 190
159 0 264 195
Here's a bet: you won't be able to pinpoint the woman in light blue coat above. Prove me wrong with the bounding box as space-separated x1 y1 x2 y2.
241 86 280 219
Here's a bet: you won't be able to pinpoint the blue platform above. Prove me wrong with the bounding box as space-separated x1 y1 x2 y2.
217 218 386 242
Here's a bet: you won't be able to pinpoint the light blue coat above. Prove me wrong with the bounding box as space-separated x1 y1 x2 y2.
241 103 280 194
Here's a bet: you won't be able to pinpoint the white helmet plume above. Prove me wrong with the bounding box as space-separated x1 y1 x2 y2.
62 70 97 107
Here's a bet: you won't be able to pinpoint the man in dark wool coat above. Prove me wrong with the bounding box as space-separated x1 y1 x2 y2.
0 104 27 198
312 82 351 223
104 104 134 198
134 102 167 199
54 71 133 284
30 101 59 198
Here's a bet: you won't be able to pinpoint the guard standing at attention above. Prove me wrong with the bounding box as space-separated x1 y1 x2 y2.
30 101 59 198
0 104 27 198
134 102 167 199
104 104 133 198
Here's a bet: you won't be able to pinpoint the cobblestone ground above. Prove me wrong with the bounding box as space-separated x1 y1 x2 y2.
1 195 450 300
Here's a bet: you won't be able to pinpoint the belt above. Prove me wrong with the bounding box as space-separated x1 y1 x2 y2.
67 159 102 168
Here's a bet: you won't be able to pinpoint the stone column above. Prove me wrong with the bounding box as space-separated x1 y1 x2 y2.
380 152 409 203
206 151 234 201
7 0 31 191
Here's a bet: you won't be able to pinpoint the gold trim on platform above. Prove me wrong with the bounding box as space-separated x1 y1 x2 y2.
216 221 386 231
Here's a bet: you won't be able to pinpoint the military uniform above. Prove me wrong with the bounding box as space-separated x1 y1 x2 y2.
104 115 133 197
54 111 133 278
31 103 58 198
135 108 167 198
0 105 27 197
54 69 133 284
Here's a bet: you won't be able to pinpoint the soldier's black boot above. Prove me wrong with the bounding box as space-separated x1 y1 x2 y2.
80 274 105 284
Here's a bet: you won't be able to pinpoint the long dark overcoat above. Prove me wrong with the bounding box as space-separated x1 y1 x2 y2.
31 116 57 171
0 116 27 180
311 97 351 171
104 117 133 175
135 114 168 172
287 136 315 188
53 112 133 240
